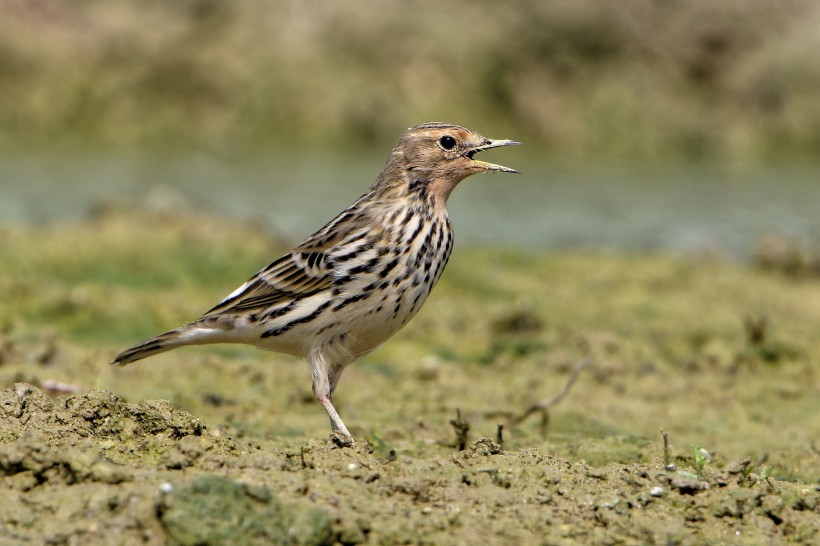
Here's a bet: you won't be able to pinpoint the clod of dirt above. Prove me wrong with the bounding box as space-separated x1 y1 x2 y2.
469 437 503 456
0 384 217 485
669 474 709 495
0 383 203 443
726 458 752 475
0 436 128 487
63 390 204 440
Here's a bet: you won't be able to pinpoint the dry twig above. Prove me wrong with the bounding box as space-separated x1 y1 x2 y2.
514 357 590 434
449 408 470 451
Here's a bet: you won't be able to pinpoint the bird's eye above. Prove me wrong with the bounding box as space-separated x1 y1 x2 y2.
439 135 456 150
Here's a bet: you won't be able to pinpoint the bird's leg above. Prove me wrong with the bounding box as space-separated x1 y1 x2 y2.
317 394 354 446
309 344 354 446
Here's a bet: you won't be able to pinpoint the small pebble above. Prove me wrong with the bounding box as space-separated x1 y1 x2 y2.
159 482 173 494
347 463 357 471
649 486 665 497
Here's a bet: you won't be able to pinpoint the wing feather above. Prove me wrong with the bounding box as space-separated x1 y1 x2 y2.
202 203 373 316
203 252 335 315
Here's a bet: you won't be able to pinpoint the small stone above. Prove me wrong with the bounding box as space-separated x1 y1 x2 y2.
650 486 665 497
599 497 620 509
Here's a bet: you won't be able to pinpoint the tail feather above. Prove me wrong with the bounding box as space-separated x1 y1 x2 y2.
111 329 184 366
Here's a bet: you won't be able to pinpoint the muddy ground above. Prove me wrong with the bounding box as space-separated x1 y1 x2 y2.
0 210 818 545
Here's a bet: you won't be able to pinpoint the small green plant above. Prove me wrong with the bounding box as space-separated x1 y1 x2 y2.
693 446 712 480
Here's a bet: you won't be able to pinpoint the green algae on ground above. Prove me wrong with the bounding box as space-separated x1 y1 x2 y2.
158 475 335 546
0 210 818 544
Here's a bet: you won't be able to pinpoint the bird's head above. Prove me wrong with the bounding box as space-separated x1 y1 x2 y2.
375 122 520 205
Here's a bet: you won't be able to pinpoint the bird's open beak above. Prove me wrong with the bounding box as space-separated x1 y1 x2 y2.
466 138 521 173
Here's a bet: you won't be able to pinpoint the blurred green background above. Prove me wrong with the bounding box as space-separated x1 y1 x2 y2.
2 0 820 161
0 0 818 256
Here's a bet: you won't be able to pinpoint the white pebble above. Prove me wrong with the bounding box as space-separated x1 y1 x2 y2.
159 482 174 494
347 463 357 470
649 486 664 497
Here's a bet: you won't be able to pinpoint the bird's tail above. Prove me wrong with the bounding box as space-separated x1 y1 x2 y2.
111 328 186 366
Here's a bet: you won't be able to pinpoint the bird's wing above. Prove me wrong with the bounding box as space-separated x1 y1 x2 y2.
202 204 372 316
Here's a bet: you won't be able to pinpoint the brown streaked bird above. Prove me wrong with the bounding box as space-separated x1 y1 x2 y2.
112 122 519 444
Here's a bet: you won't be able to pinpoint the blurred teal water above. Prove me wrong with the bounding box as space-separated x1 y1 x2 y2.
1 152 817 259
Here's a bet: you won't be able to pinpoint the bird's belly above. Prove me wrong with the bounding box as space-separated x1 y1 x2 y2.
342 279 434 356
342 241 452 355
236 285 422 357
241 327 305 357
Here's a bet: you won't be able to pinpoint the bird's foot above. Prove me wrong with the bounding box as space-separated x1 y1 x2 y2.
330 431 355 448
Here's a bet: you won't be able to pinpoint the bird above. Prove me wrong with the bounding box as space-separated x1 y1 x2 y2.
112 122 519 444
